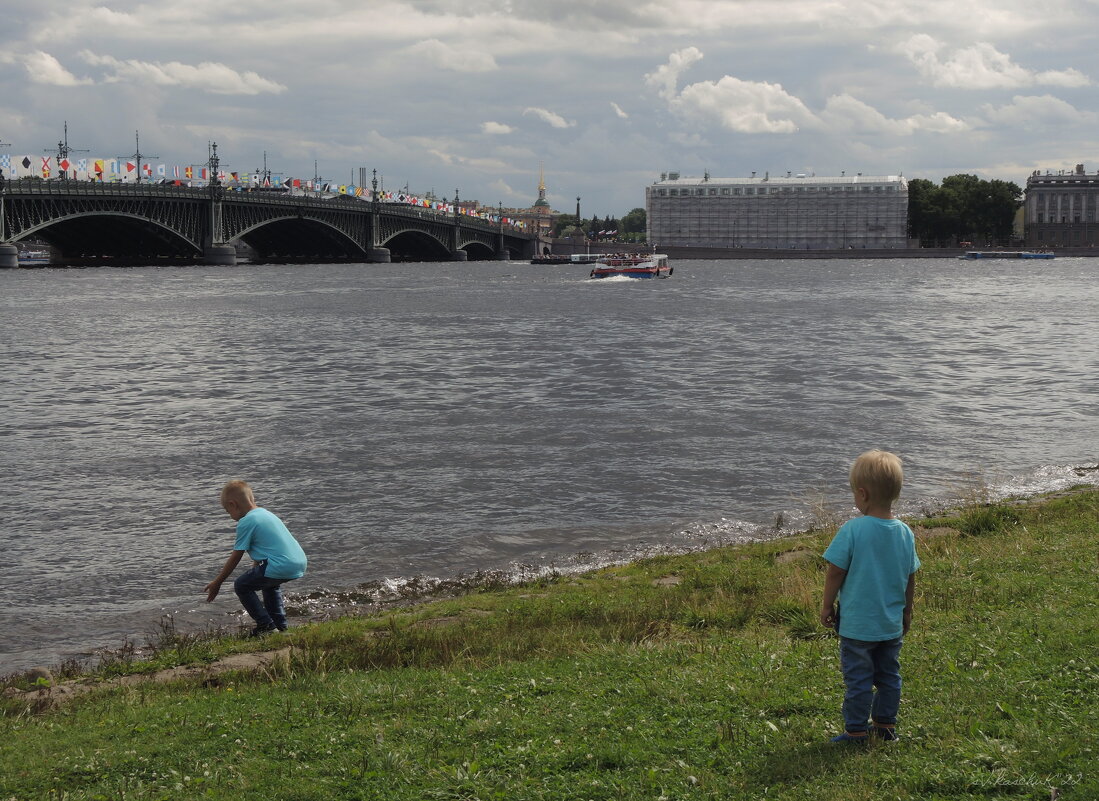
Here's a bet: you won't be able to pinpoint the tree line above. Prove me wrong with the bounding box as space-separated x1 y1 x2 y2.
553 208 646 241
906 174 1022 247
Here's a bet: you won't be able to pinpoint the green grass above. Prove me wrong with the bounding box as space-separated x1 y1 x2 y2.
2 491 1097 800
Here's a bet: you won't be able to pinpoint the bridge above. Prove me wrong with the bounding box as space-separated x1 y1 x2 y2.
0 179 540 267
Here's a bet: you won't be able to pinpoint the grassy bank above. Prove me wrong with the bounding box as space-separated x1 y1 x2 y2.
2 490 1097 800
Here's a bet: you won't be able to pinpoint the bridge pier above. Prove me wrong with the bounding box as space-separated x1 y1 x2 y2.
451 249 468 261
205 244 237 266
0 244 18 269
369 248 391 263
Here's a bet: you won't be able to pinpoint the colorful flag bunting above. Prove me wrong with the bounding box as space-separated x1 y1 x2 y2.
184 166 193 179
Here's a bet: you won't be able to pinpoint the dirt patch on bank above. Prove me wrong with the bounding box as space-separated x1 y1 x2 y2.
5 647 294 711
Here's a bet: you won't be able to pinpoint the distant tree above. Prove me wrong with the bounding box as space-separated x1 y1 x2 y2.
620 207 646 234
908 175 1022 246
553 214 580 236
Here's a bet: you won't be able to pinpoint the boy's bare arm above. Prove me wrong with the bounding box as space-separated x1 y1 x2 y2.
820 562 847 628
205 550 246 602
903 572 915 634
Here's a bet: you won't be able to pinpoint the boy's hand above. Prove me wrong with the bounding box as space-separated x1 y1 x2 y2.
820 606 837 629
205 580 222 603
902 607 912 635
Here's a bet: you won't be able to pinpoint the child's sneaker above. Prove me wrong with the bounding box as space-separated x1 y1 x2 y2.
871 724 899 741
830 731 869 744
249 623 277 637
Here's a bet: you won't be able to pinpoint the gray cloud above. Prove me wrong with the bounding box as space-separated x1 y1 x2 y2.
0 0 1095 215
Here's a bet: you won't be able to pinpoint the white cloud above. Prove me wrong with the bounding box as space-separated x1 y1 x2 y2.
820 94 967 135
672 74 816 134
22 51 92 86
643 46 703 101
481 121 515 135
522 107 574 128
79 51 285 95
979 94 1097 126
404 39 498 73
895 35 1090 89
610 101 629 119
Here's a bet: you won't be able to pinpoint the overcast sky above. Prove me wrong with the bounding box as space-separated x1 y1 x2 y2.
1 0 1096 215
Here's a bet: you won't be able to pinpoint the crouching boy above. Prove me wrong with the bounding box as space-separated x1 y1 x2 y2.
205 480 308 636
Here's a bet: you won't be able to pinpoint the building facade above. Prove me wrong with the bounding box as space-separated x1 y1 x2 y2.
1024 164 1099 248
505 165 556 238
646 172 909 249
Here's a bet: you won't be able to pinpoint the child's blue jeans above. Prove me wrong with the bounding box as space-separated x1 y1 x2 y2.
234 561 289 629
839 636 903 733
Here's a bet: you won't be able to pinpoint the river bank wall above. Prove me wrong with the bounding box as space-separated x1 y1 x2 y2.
546 241 1099 260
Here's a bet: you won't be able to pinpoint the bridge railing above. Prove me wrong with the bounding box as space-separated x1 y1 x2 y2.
2 178 530 235
3 178 203 198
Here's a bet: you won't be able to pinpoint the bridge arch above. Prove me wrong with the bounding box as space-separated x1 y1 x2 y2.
232 215 367 262
380 229 453 261
17 211 203 260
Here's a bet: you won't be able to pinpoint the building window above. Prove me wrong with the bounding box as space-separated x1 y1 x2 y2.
658 189 666 196
733 188 741 195
721 188 730 195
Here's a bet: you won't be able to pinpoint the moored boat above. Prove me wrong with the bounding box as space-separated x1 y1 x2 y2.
18 248 51 266
589 252 672 279
960 250 1054 260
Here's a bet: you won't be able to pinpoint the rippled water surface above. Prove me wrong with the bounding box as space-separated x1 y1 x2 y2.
2 258 1097 672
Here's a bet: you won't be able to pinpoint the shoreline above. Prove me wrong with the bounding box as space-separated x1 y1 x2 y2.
7 470 1095 686
4 487 1098 799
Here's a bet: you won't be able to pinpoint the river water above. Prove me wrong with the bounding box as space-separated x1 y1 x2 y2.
2 258 1097 674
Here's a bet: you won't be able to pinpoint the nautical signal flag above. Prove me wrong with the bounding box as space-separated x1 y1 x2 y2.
41 156 51 177
126 162 136 173
157 164 166 177
184 166 193 179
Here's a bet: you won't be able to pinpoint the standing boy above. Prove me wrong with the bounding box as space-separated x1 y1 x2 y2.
820 450 920 743
205 480 308 635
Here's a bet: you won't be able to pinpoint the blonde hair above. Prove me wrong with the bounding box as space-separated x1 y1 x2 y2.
221 480 255 506
849 450 903 503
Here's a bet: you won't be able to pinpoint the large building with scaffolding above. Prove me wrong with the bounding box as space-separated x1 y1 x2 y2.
645 172 909 249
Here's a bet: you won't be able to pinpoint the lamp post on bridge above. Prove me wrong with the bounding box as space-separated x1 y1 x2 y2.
496 200 508 261
451 189 467 261
368 168 390 263
203 141 235 266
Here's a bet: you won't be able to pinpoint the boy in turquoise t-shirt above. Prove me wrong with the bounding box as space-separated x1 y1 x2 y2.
205 480 308 635
821 450 920 743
